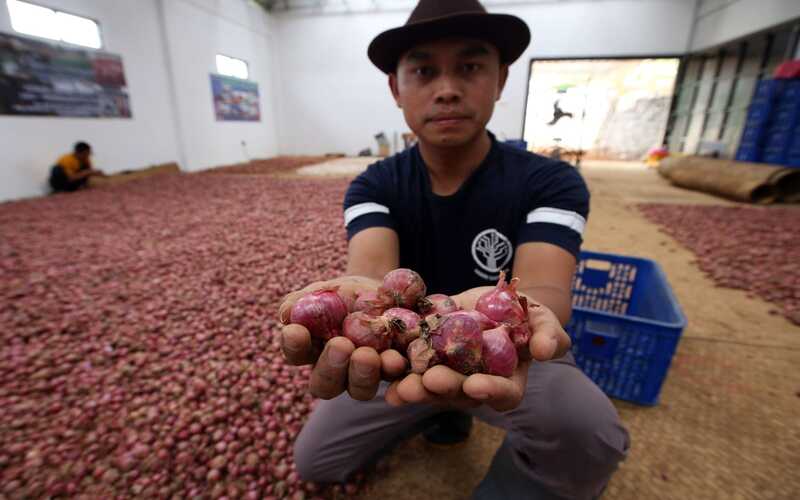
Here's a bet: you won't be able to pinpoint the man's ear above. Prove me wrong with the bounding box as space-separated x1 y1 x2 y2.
496 64 510 101
388 73 402 108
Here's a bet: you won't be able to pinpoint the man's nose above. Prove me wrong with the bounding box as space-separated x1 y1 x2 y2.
434 75 462 104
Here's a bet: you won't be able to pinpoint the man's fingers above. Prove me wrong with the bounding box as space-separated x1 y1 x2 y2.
421 365 467 398
529 324 571 361
309 337 355 400
421 366 481 408
528 305 572 361
384 381 405 407
278 294 300 324
348 347 382 401
380 349 407 380
390 372 478 409
386 371 480 409
529 332 557 361
553 331 572 359
462 364 528 412
278 281 328 324
395 373 436 405
280 324 318 365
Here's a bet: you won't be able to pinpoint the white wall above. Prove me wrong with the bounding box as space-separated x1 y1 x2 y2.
691 0 800 51
273 0 697 156
273 10 406 156
0 0 279 202
161 0 280 171
0 0 181 201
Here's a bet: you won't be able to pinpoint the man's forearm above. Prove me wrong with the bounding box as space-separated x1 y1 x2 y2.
345 262 393 283
338 274 383 289
71 170 96 181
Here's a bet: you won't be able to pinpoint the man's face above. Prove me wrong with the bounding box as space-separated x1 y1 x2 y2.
76 150 91 163
389 38 509 148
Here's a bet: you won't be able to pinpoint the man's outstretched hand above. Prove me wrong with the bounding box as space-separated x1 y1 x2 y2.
278 277 407 401
279 280 571 411
384 287 571 412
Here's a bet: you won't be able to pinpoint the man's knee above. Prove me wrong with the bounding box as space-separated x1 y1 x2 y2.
506 372 628 498
293 424 356 484
515 366 629 466
293 429 335 483
558 396 628 461
292 433 317 482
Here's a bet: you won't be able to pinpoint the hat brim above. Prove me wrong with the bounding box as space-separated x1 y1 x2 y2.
368 12 531 74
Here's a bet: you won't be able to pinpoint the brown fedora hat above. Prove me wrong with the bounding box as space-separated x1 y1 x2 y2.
368 0 531 74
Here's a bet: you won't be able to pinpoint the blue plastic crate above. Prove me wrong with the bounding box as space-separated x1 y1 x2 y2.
788 135 800 154
771 101 800 118
745 103 774 123
737 140 760 151
739 124 769 145
752 79 785 101
735 148 762 162
782 81 800 100
776 93 800 106
763 150 788 164
567 251 687 406
774 97 800 110
787 154 800 168
764 129 794 150
736 140 762 161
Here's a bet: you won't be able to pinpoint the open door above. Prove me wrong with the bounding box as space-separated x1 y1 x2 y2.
523 58 680 163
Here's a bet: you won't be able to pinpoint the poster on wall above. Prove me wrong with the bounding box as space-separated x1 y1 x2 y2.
210 74 260 122
0 32 132 118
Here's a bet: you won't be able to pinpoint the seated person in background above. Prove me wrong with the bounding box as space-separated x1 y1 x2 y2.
49 142 105 193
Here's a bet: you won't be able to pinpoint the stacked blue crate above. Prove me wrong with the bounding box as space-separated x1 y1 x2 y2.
736 79 785 162
785 81 800 167
762 80 800 165
787 134 800 167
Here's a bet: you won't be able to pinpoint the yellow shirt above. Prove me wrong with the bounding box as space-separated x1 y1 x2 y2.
56 154 91 176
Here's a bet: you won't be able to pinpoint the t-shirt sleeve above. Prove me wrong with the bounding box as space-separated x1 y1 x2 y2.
343 164 396 240
57 155 80 176
517 161 590 259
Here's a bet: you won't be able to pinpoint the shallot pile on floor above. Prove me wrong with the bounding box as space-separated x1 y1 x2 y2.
0 173 356 499
3 163 799 500
202 157 328 176
638 204 800 326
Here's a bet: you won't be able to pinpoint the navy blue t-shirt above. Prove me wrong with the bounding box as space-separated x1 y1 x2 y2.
343 133 590 296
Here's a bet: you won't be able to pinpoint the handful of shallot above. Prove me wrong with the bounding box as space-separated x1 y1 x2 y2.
289 269 534 377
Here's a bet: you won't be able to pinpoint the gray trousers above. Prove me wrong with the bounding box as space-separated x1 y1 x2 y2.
294 353 630 500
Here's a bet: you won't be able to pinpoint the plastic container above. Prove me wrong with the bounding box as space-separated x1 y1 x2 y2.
764 129 794 151
752 79 785 101
786 154 800 168
762 150 788 165
781 80 800 98
788 134 800 153
735 145 762 162
567 251 687 406
739 122 769 144
745 102 774 124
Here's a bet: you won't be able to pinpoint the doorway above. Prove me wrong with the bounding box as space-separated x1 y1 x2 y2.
523 58 681 162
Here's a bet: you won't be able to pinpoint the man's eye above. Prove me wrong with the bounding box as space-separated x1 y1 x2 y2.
414 66 433 77
463 63 481 73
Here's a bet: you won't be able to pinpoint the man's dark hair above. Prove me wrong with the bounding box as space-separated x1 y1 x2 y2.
74 142 91 154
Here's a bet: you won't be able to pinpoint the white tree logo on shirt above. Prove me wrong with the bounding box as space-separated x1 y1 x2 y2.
471 229 512 273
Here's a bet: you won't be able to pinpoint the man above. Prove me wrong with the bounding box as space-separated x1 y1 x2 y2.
548 100 574 126
278 1 629 498
49 142 104 193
